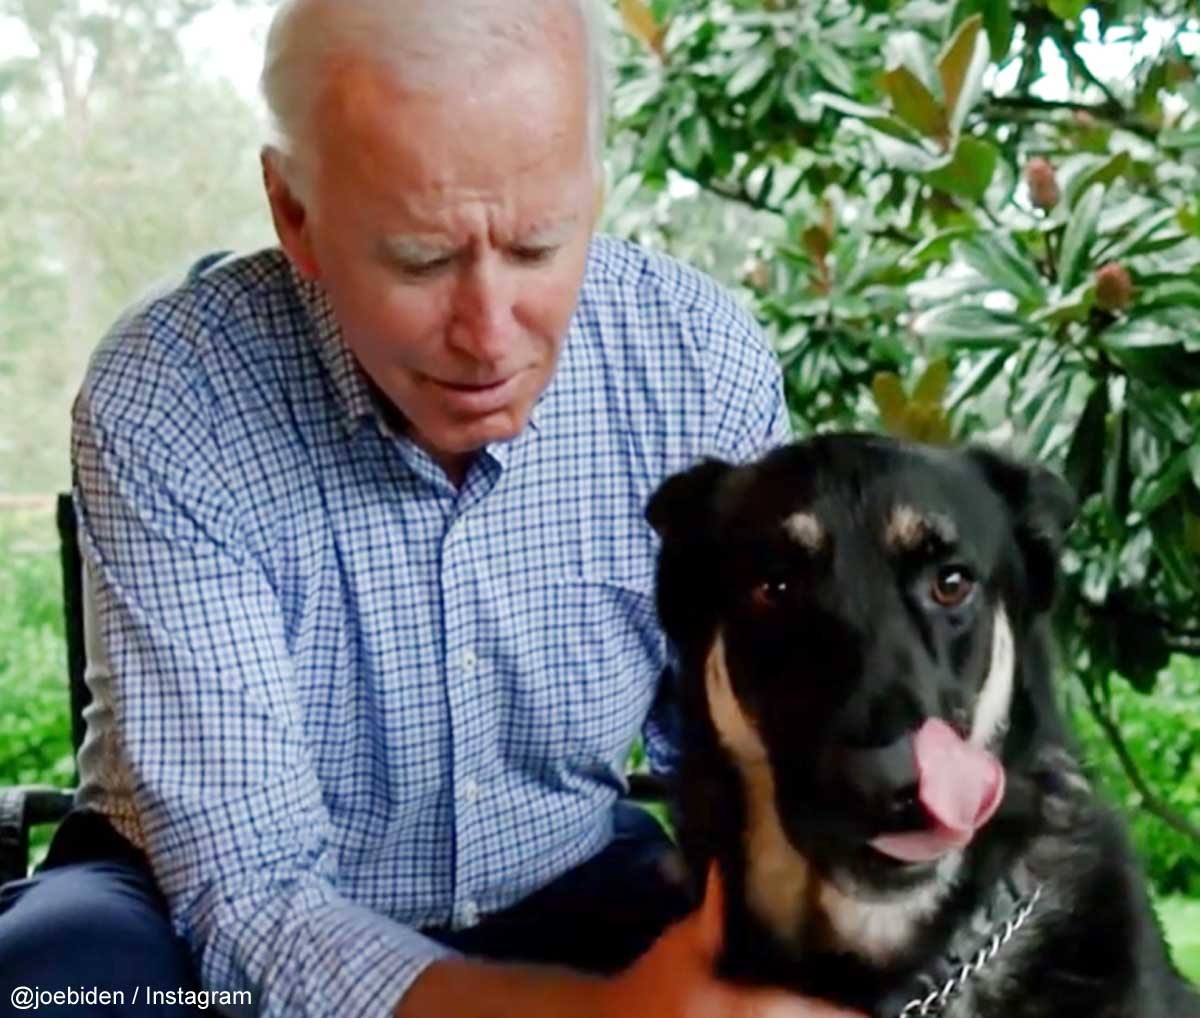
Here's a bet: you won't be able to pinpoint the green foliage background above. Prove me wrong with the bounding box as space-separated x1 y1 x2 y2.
608 0 1200 904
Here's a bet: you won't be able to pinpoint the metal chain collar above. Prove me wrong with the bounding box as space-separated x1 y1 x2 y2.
894 883 1044 1018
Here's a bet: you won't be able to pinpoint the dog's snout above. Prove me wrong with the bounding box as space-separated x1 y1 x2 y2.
838 734 919 819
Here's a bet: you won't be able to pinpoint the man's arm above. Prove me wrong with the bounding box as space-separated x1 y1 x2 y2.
72 329 456 1018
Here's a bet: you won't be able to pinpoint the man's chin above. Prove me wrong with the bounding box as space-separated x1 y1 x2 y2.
419 408 532 458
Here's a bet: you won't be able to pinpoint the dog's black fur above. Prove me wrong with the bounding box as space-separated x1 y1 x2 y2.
647 434 1199 1018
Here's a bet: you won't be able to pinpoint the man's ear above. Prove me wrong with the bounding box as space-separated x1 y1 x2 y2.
967 447 1077 614
261 147 321 282
646 459 734 541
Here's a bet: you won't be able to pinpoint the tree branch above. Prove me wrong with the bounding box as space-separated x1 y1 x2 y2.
1081 676 1200 845
982 96 1158 140
1050 22 1123 110
664 157 919 247
1166 635 1200 654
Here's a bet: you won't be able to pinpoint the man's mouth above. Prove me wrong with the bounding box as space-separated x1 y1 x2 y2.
425 372 523 411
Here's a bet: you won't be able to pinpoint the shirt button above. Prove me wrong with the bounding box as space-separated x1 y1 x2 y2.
461 649 477 674
461 900 479 927
460 778 480 804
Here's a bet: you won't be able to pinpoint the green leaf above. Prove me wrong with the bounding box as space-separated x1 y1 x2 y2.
1189 446 1200 493
1024 374 1073 460
1064 151 1131 210
913 357 951 406
668 113 710 172
1103 409 1131 521
1159 129 1200 150
956 233 1047 305
923 136 998 202
1064 380 1109 497
872 372 909 434
946 348 1011 409
1136 280 1200 311
1030 283 1094 326
881 66 948 140
1103 318 1184 351
938 15 990 136
950 0 1015 61
1133 454 1191 515
813 92 895 123
912 304 1026 346
902 228 977 268
1148 505 1200 594
1057 182 1104 290
1047 0 1087 19
869 130 947 173
727 49 773 98
810 45 857 96
1129 384 1195 445
1105 343 1200 391
1096 208 1180 262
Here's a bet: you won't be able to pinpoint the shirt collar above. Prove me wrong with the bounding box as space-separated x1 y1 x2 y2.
291 262 377 436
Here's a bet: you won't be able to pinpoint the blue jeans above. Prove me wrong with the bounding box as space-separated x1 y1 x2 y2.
0 803 689 1016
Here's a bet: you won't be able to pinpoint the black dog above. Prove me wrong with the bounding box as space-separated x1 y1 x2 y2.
647 434 1199 1018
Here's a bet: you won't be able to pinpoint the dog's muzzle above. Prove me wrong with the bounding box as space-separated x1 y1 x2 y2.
842 718 1006 863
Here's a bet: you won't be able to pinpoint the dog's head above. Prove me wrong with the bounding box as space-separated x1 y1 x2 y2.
647 434 1075 893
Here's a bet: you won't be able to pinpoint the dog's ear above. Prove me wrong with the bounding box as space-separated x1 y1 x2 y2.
646 458 734 541
967 447 1077 614
647 459 735 652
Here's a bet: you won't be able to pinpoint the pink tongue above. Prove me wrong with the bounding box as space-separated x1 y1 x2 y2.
869 718 1005 863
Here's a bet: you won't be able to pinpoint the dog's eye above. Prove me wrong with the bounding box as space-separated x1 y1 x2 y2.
932 566 975 607
750 579 789 610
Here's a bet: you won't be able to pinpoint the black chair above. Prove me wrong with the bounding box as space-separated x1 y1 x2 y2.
0 495 84 884
0 495 668 885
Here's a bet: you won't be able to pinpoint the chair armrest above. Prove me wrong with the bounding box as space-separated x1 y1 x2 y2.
0 786 74 884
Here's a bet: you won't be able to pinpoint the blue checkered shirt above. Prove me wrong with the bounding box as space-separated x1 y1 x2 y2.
71 234 790 1018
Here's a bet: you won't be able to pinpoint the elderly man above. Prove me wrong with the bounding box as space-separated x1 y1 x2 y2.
0 2 862 1016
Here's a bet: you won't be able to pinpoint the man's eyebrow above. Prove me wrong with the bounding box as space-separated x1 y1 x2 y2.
379 216 580 263
516 217 578 246
379 236 460 264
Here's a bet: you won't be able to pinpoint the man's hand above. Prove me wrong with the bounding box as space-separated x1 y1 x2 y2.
396 864 866 1018
597 863 865 1018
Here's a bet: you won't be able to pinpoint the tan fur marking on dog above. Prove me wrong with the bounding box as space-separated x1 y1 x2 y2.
705 636 811 943
884 505 958 553
783 511 825 553
704 635 964 964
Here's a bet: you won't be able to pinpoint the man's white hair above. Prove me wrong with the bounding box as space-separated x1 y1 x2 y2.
260 0 609 197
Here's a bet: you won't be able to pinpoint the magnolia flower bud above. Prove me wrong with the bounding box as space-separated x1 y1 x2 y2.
742 258 770 291
1095 262 1134 312
1025 157 1060 211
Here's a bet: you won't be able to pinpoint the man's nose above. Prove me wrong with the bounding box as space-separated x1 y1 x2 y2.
448 257 517 363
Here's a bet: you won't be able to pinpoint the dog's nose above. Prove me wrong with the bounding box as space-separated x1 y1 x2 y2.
838 734 922 825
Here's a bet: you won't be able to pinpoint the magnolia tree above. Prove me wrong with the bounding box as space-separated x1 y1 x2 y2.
607 0 1200 854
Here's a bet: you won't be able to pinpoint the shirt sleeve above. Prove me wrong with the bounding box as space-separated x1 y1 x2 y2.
71 317 457 1018
700 297 793 464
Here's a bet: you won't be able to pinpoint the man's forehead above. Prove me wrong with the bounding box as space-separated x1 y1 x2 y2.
379 214 581 252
